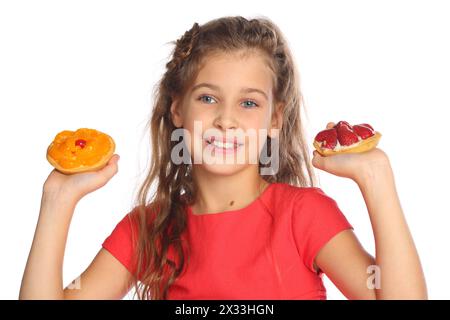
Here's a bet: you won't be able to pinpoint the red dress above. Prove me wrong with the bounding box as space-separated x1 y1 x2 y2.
102 182 353 299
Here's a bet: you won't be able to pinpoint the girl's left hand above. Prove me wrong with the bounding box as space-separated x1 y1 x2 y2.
312 122 390 184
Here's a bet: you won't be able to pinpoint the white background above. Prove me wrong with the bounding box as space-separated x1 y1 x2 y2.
1 0 449 300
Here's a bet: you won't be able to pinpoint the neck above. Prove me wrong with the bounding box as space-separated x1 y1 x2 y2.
191 165 270 215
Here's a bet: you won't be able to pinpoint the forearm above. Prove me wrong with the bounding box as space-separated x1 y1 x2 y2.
19 191 77 299
356 159 427 299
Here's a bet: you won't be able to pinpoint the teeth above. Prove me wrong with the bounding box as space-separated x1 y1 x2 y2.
212 140 235 149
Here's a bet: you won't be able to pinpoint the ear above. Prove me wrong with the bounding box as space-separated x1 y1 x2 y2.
170 98 183 128
269 102 283 138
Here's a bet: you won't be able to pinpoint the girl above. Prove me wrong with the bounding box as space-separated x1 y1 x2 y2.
20 16 427 300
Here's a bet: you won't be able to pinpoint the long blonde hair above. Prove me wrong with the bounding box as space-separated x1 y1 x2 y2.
130 15 317 300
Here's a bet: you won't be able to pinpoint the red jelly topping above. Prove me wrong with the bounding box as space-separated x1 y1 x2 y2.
75 139 87 149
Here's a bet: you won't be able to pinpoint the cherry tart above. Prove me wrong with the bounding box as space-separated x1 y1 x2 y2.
313 121 381 156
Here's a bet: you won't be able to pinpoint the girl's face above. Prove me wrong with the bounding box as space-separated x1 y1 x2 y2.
170 50 282 176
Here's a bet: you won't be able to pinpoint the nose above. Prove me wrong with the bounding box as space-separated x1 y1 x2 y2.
213 104 238 130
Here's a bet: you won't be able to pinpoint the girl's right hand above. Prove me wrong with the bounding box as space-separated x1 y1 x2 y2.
43 154 120 203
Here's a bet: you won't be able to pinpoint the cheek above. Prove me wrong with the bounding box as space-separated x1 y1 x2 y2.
243 114 272 140
184 107 211 128
180 120 205 158
241 117 271 163
251 116 270 130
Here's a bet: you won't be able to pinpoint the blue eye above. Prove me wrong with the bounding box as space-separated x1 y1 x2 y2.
241 100 259 108
197 95 259 108
198 95 217 104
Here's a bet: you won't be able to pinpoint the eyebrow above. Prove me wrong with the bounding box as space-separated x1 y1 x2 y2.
191 82 269 100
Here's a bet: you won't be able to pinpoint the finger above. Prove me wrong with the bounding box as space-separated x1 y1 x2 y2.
100 154 120 179
108 154 120 165
312 150 325 169
326 122 335 129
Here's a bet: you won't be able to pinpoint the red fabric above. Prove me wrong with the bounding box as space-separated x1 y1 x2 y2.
102 183 353 299
102 211 139 275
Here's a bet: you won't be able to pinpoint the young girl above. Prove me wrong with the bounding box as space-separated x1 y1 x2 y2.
20 16 427 300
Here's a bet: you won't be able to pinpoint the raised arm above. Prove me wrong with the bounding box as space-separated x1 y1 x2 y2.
19 155 132 299
312 148 427 299
354 154 427 299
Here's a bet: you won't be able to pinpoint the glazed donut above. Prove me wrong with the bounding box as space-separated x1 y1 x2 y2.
313 121 381 156
46 128 115 174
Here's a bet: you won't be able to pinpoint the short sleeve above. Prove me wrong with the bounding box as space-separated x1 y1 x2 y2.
292 188 354 274
102 211 138 276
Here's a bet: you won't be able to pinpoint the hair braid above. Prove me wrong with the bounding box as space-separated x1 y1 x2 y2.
166 22 200 72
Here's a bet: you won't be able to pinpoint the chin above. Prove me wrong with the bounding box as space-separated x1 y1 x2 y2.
196 162 249 176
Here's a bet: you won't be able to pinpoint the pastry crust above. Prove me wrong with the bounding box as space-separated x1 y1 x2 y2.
314 131 382 157
46 133 115 175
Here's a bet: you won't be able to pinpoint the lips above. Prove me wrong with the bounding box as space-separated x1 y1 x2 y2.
205 136 244 149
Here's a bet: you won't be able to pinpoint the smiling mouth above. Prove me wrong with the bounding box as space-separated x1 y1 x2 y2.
205 137 244 150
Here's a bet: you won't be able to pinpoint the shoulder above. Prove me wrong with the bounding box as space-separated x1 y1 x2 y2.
267 183 348 226
259 183 336 222
282 185 353 274
266 182 333 209
278 182 331 198
108 204 158 238
102 204 158 259
293 186 339 210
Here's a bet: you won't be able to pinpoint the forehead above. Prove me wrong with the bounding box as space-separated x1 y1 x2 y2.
192 50 274 94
